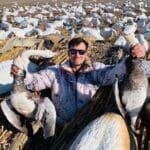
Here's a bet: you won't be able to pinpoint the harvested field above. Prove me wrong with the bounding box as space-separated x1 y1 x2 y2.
0 0 149 150
0 0 125 8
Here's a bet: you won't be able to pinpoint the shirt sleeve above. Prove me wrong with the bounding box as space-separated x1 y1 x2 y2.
24 68 55 91
141 60 150 77
97 58 127 86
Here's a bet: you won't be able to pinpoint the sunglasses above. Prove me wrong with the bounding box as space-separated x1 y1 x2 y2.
69 48 87 55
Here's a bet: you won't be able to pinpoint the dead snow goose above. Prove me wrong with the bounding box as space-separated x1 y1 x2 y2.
0 50 56 95
114 56 148 133
1 49 57 138
114 33 148 133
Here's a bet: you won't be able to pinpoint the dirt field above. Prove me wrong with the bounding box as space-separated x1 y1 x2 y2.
0 0 149 9
0 0 127 8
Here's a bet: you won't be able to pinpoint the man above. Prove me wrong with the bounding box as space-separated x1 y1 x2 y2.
11 37 148 125
10 37 150 149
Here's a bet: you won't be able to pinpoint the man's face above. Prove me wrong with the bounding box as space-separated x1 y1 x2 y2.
68 42 88 67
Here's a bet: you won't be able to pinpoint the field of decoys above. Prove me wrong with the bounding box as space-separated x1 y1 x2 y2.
0 0 150 149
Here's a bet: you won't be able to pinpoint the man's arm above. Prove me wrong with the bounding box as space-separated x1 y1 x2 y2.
98 44 146 86
11 65 55 91
127 43 150 77
141 60 150 78
97 58 127 86
24 69 54 91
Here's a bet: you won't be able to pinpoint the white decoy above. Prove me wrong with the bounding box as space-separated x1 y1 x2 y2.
91 12 100 19
146 22 150 29
114 22 137 49
114 35 129 50
41 9 49 14
0 22 9 30
8 26 34 38
27 17 39 27
144 29 150 41
81 27 104 41
112 21 124 32
147 16 150 22
1 14 8 22
122 11 136 17
124 19 137 32
13 16 25 24
138 7 147 14
101 27 117 39
90 7 99 13
101 12 114 18
137 34 149 52
75 2 86 16
0 30 14 40
0 60 13 95
35 26 60 36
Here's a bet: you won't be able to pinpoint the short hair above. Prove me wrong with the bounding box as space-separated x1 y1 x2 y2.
68 37 88 50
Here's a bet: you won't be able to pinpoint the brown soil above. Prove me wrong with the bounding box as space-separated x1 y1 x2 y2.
0 0 127 8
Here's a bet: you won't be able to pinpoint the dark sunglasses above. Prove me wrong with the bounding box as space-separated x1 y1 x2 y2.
69 48 87 55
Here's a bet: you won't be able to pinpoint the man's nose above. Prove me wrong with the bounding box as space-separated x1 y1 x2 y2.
75 51 81 56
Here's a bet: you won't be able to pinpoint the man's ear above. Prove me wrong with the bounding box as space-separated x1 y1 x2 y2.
86 51 90 57
67 50 70 56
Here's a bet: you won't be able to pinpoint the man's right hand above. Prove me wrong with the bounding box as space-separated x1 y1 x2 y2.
130 43 146 58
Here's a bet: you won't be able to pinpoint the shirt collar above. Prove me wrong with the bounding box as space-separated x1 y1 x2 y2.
60 58 94 74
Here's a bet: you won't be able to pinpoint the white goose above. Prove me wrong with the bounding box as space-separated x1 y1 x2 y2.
1 49 57 138
0 50 56 95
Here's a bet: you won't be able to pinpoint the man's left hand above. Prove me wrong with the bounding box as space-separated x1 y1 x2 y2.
130 44 146 58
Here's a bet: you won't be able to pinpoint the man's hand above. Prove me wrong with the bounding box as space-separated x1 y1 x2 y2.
130 44 146 58
11 65 23 76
